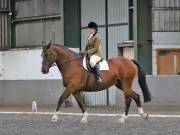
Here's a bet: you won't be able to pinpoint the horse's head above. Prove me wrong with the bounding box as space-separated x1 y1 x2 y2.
41 41 57 74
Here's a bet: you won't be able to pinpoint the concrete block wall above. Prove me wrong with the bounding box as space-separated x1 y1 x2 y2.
115 75 180 108
0 76 179 108
0 48 180 108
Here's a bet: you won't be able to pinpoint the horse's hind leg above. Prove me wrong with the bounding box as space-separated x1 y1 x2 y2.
123 85 149 120
131 91 149 120
73 92 88 123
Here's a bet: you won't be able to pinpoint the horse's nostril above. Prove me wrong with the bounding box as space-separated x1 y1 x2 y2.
42 69 46 73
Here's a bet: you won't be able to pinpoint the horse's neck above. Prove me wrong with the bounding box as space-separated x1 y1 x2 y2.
53 46 79 74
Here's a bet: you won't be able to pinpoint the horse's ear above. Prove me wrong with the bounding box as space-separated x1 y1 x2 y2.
47 40 52 49
42 41 45 46
42 41 46 49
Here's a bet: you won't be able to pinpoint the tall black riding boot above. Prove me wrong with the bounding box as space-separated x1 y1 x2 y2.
93 63 102 83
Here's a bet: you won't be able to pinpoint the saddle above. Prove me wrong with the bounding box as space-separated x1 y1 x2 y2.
83 55 109 72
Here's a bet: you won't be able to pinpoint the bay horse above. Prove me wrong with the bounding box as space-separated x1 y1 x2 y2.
41 41 151 123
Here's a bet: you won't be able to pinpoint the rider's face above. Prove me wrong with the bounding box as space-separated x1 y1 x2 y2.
88 28 96 34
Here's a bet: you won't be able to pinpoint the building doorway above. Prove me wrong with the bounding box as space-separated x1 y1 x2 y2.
157 49 180 75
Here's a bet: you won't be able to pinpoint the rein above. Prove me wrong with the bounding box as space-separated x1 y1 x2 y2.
50 55 84 68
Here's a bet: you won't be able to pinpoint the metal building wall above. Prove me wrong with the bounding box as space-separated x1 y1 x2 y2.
152 0 180 31
108 0 128 25
81 0 105 27
152 0 180 75
13 0 63 47
108 26 128 58
108 0 129 58
0 0 10 48
81 0 129 106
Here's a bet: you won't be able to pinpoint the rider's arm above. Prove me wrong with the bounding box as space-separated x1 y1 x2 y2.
80 38 89 53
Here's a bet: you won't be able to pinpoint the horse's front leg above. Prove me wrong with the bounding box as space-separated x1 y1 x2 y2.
51 87 72 122
73 92 88 123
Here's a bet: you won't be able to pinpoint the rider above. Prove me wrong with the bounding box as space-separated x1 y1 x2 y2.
80 21 102 83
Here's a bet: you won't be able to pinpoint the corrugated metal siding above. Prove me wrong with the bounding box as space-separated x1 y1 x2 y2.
152 0 180 31
0 0 8 8
0 0 10 48
108 26 128 58
14 0 63 47
82 91 107 107
15 19 63 47
107 0 129 58
15 0 61 19
153 0 180 7
15 22 43 47
81 0 105 27
108 0 128 24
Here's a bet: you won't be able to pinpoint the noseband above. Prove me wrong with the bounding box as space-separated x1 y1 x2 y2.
49 63 56 67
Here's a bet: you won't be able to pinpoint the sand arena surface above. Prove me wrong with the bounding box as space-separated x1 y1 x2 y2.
0 111 180 135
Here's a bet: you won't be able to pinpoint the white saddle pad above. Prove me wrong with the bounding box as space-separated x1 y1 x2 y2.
83 57 109 71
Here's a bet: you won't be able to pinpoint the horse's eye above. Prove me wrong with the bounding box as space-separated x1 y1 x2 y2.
43 53 47 58
50 52 53 56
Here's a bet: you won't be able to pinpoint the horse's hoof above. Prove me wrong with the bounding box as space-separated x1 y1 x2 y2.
118 117 126 123
80 118 88 123
51 114 59 123
118 115 127 123
141 113 149 120
50 119 58 123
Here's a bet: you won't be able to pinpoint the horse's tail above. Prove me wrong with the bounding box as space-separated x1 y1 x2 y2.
132 60 151 102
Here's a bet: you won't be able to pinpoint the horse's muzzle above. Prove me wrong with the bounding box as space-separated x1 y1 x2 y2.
41 67 49 74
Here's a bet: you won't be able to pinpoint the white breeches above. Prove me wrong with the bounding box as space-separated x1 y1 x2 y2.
90 55 101 68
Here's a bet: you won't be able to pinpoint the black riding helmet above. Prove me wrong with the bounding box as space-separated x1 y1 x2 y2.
88 21 98 32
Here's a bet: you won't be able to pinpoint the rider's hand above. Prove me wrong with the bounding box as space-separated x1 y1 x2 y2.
79 51 86 55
